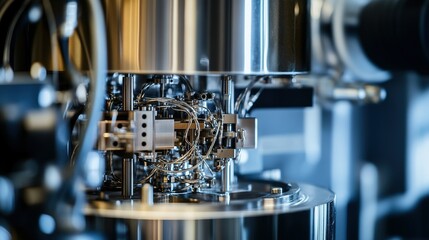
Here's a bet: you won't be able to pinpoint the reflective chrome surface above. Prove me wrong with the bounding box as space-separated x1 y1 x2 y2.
86 183 335 240
97 0 309 75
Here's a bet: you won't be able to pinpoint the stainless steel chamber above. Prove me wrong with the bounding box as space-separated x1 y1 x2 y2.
85 182 335 240
76 0 309 75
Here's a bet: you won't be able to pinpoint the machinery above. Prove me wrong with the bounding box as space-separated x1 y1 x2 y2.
0 0 427 239
0 0 335 239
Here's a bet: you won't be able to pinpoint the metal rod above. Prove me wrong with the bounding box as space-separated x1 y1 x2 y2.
221 75 234 193
122 74 134 111
222 75 234 114
122 158 134 198
222 159 234 192
160 82 165 98
141 183 154 205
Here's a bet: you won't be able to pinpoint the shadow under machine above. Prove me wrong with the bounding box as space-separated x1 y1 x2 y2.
0 0 335 239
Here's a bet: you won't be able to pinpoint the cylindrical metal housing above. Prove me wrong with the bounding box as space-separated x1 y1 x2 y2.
86 182 335 240
98 0 309 75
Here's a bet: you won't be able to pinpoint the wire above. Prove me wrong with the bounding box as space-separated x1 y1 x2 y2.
0 0 15 66
76 26 93 72
137 86 224 188
41 0 59 86
153 157 204 173
2 0 31 68
235 76 266 117
204 120 221 159
179 75 194 92
243 86 264 115
136 83 155 103
138 97 213 179
139 168 158 184
0 0 13 21
71 0 107 175
53 0 107 232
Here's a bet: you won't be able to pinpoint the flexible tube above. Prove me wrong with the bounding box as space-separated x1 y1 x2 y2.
72 0 106 176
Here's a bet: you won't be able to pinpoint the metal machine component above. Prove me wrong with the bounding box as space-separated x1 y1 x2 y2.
82 0 335 238
86 182 335 240
70 0 310 75
122 158 134 198
88 72 336 239
304 0 399 106
298 75 387 104
221 76 235 193
97 74 259 195
311 0 390 82
312 0 429 79
122 75 135 111
0 0 337 239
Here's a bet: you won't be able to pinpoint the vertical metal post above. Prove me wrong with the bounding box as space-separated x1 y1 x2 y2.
141 183 154 205
222 160 234 192
123 74 135 111
122 158 134 198
122 74 134 198
222 76 234 114
221 76 234 192
160 82 165 98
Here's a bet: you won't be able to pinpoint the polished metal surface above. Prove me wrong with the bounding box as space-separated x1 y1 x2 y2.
122 158 134 198
97 0 309 75
85 182 335 240
221 76 235 192
122 75 135 111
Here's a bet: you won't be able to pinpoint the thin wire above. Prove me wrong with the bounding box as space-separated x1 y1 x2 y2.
180 75 194 92
0 0 14 21
138 88 223 183
137 83 154 103
41 0 59 86
139 168 158 183
140 97 207 177
2 0 31 67
243 86 264 116
71 0 107 179
0 1 15 65
70 143 79 166
235 76 265 117
204 120 221 159
203 159 214 177
154 105 198 163
53 0 107 230
153 158 204 173
76 27 93 71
